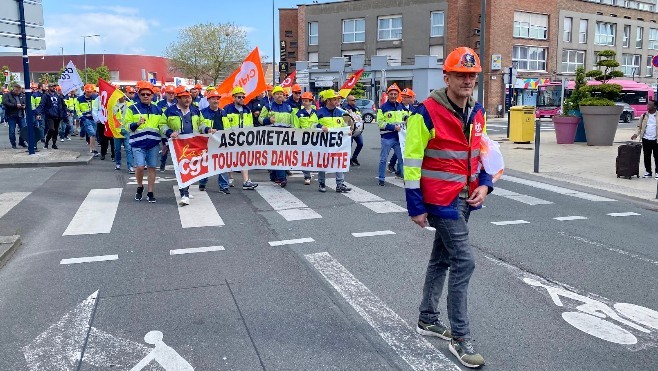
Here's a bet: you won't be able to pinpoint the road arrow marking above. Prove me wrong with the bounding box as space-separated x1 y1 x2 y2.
23 291 194 370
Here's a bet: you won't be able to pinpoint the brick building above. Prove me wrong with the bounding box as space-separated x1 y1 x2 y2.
281 0 658 115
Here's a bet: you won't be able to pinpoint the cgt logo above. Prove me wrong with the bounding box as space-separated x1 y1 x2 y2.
234 61 258 94
174 136 210 180
473 121 483 136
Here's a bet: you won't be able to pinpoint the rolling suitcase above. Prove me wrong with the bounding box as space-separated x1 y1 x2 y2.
616 142 642 179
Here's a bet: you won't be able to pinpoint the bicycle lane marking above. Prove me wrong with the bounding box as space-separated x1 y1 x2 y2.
305 252 460 371
483 254 658 349
557 232 658 267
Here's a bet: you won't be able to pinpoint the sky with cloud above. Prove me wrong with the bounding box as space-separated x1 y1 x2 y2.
3 0 333 61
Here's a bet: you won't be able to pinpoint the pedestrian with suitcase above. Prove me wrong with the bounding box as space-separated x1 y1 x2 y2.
631 100 658 178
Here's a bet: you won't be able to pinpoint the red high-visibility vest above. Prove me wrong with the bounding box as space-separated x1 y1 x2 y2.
421 98 484 206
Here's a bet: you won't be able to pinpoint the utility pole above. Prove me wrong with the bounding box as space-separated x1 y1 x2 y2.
477 0 486 104
18 0 35 155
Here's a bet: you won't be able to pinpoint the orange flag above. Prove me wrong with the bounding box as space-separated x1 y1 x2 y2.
339 69 364 98
216 47 267 107
97 78 125 138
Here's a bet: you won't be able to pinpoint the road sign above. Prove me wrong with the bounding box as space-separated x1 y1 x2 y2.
652 55 658 68
0 20 44 38
23 291 194 370
149 78 157 84
0 34 45 50
0 0 44 25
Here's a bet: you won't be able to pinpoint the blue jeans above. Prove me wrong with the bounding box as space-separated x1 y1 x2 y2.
318 171 344 186
7 116 26 147
419 199 475 339
351 134 363 160
59 119 71 139
114 137 133 168
199 173 229 189
270 170 287 182
132 145 159 168
80 117 96 137
378 137 403 181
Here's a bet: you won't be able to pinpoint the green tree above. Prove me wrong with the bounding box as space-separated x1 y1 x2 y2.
164 22 250 85
580 50 623 106
78 65 111 85
351 82 366 98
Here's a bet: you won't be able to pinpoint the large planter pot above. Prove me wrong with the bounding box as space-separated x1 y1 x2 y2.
579 105 623 146
552 116 580 144
570 109 587 142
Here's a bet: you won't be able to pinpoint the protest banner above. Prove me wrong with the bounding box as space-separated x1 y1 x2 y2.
168 127 351 188
58 60 84 95
97 78 125 138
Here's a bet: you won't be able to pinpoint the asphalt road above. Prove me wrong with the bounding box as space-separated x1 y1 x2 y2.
1 124 657 371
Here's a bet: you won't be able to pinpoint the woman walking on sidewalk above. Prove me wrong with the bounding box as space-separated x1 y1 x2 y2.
631 100 658 178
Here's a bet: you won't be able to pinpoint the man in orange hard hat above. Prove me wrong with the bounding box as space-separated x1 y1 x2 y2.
190 84 202 107
285 84 303 114
388 88 418 173
376 83 405 185
404 47 491 368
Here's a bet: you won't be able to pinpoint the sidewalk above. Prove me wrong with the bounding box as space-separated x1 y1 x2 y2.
0 124 92 168
487 118 658 203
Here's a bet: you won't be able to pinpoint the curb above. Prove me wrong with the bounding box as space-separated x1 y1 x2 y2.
0 155 93 169
0 235 22 268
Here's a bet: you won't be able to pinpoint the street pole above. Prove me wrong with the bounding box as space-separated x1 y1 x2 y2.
506 66 512 138
17 0 35 155
477 0 486 105
61 47 64 69
534 118 541 173
82 34 100 84
272 0 276 86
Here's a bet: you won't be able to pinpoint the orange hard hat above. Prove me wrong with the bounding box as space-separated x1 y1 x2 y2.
301 92 314 100
125 86 136 93
443 47 482 73
136 81 155 93
401 88 415 98
193 83 202 90
164 85 175 94
84 84 95 93
387 83 401 93
206 90 222 99
174 86 190 97
265 84 273 91
153 86 161 93
292 84 302 93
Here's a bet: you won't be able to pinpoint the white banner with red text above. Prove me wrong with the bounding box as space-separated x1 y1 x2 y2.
169 127 352 188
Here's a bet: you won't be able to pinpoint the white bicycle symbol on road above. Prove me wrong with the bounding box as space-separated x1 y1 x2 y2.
524 277 658 345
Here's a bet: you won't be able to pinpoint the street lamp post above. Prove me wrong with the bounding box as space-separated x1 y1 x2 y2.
82 34 100 83
60 47 64 69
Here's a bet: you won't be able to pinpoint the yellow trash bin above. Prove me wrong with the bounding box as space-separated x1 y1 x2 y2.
509 106 536 143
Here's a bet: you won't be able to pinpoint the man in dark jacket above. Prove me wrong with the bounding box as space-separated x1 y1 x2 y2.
37 83 68 149
2 83 27 149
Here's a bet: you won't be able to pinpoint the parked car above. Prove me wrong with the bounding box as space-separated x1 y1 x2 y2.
616 102 635 123
342 98 377 123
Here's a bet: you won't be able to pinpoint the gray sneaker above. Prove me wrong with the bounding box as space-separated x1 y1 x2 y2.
416 319 452 340
449 338 485 368
242 180 258 190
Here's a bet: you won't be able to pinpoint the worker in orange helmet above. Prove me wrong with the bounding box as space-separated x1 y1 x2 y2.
286 84 303 114
388 88 419 172
404 47 490 369
190 83 203 106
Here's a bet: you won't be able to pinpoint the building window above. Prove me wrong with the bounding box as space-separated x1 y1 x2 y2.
377 48 402 66
429 45 444 63
343 18 366 43
308 52 318 69
378 16 403 40
646 55 654 77
290 41 298 48
595 22 616 46
562 50 585 73
110 71 120 81
512 45 547 71
308 22 318 45
285 30 293 38
513 12 548 40
287 51 295 58
623 25 630 47
621 53 641 76
637 26 643 48
649 28 658 49
564 17 572 42
579 19 588 43
430 11 444 37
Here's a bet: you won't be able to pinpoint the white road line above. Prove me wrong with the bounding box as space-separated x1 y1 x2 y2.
0 191 30 219
352 230 396 238
607 212 641 217
493 187 553 205
170 245 225 255
305 252 460 371
491 220 530 226
384 176 405 188
325 179 407 214
60 255 118 265
173 185 225 228
554 216 589 221
269 237 315 246
63 188 122 236
255 184 322 221
501 175 616 202
558 232 658 267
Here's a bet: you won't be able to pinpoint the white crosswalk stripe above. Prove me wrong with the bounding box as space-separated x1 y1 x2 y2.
501 175 616 202
255 184 322 221
324 179 407 213
0 192 30 219
173 185 225 228
63 188 122 236
493 187 553 205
